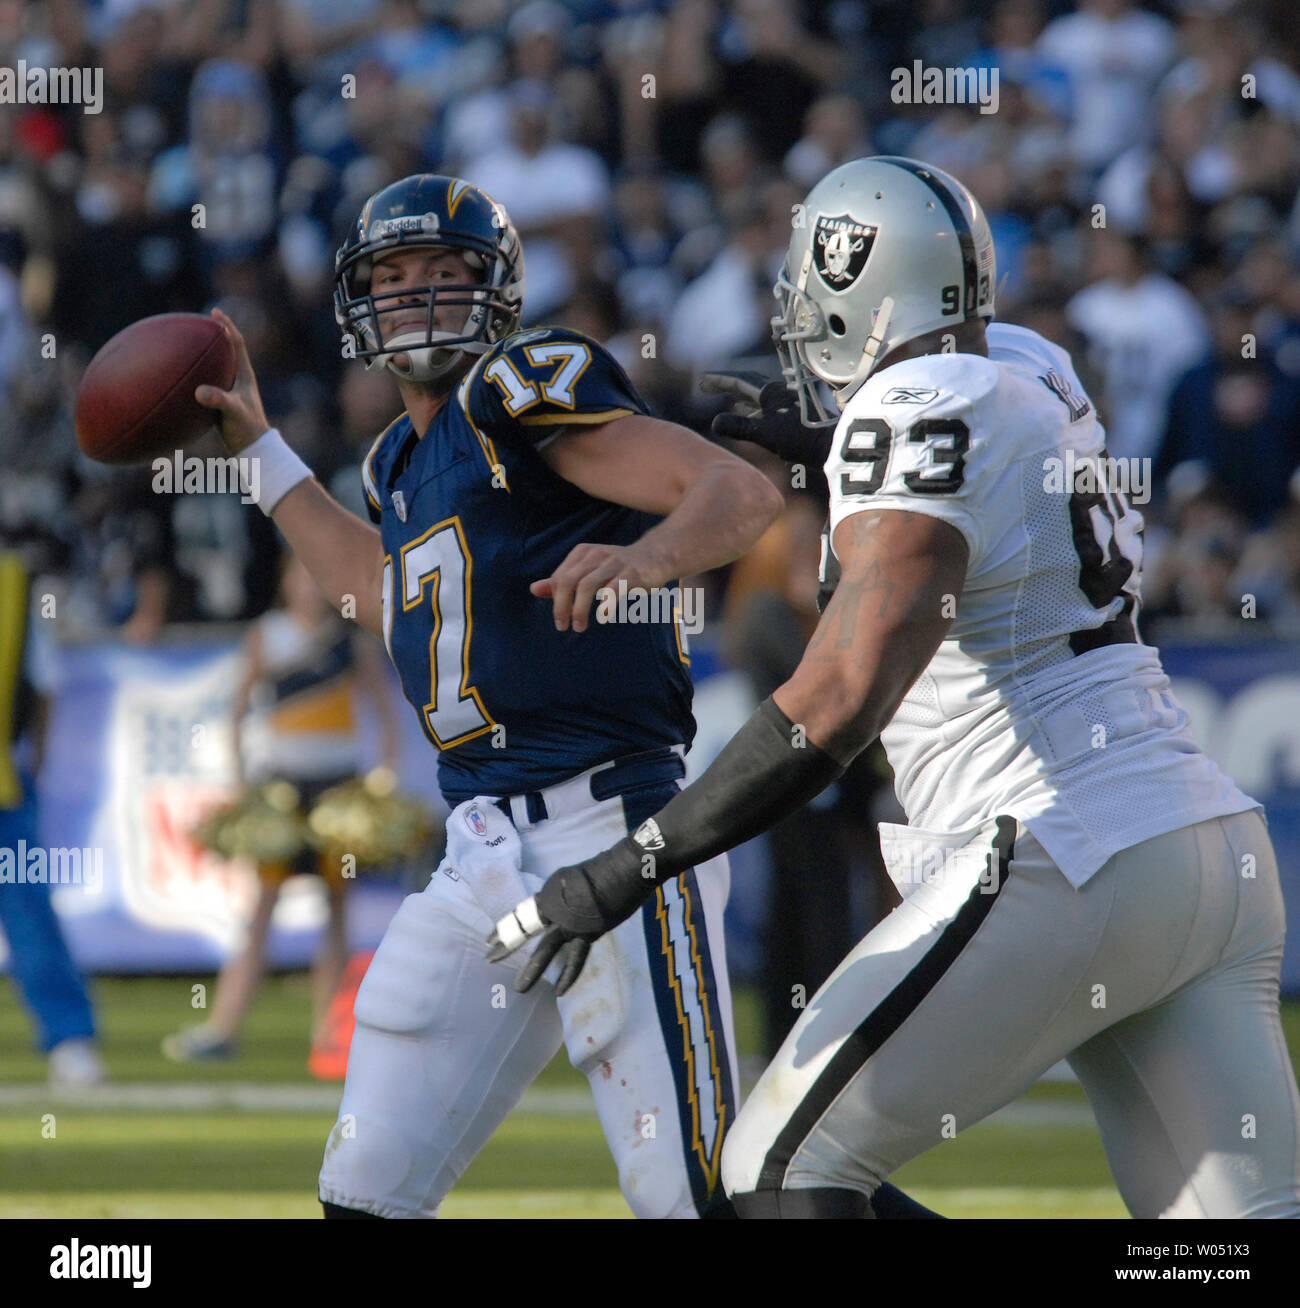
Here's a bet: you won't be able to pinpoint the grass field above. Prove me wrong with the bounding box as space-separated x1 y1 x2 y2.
2 975 1297 1219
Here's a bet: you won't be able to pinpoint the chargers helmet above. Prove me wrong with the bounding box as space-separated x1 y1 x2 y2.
334 174 525 383
773 156 996 425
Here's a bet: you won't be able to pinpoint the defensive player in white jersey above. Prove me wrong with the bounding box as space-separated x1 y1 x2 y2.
488 156 1300 1219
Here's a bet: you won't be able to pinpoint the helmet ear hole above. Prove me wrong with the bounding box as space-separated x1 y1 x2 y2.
828 313 847 336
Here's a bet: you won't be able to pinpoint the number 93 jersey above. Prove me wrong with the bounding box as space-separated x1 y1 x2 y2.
823 322 1258 887
362 326 694 803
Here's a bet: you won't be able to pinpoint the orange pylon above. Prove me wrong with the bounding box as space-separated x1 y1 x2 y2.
309 950 374 1081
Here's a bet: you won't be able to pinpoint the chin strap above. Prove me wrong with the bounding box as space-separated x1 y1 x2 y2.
382 338 470 384
367 285 498 381
794 247 813 295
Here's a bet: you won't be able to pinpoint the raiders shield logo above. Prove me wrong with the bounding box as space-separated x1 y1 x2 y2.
813 214 877 293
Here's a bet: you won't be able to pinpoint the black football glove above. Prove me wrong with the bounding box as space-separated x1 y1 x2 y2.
485 837 654 995
700 370 833 468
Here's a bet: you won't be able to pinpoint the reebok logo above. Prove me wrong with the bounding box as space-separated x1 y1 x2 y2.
882 387 939 404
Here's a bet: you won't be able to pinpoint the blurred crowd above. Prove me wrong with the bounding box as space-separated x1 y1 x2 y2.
0 0 1298 641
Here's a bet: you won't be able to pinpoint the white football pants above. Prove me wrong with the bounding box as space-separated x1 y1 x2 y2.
722 809 1300 1218
318 759 737 1218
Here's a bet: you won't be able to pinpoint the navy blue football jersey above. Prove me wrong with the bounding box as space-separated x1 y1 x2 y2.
361 327 695 802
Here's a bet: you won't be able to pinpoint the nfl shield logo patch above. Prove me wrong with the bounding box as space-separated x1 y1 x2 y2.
465 806 488 836
813 214 877 294
391 490 407 522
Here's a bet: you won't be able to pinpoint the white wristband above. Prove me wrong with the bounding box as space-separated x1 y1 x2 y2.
240 427 312 516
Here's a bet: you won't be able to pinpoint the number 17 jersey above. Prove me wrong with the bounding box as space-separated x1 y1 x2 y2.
362 326 695 804
824 322 1258 886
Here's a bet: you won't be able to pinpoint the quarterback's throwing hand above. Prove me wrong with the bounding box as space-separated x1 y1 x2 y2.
194 308 272 455
485 836 654 994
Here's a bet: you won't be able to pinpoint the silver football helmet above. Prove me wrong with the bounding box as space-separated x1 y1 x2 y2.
773 156 996 425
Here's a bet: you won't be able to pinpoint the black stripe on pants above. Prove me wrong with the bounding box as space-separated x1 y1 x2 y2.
757 816 1017 1190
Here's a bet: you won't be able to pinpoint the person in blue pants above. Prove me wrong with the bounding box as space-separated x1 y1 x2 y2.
0 548 104 1088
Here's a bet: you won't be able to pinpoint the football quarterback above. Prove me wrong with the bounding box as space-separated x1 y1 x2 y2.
196 173 788 1218
488 157 1300 1219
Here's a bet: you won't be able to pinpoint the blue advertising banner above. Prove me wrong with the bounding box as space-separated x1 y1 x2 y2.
1160 641 1300 993
5 634 1298 994
2 634 436 974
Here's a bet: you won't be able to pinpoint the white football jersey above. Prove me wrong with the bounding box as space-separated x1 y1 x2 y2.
824 322 1259 886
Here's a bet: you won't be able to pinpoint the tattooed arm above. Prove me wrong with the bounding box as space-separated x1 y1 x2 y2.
486 507 969 993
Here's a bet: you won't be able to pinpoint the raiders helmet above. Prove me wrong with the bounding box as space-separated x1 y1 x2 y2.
773 156 996 425
334 174 525 384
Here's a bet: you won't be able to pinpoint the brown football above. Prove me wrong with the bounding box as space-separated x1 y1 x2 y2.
74 313 237 465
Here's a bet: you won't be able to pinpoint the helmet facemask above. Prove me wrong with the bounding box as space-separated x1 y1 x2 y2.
772 251 894 429
772 255 834 428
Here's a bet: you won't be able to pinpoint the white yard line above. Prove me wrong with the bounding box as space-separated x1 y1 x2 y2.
0 1082 589 1115
0 1081 1095 1125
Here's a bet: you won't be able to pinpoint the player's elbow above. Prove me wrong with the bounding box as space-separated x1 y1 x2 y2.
724 459 784 539
778 655 876 763
818 667 882 760
755 467 786 528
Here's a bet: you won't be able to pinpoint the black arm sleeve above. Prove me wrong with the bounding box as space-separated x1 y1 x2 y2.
541 698 848 936
637 696 846 877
